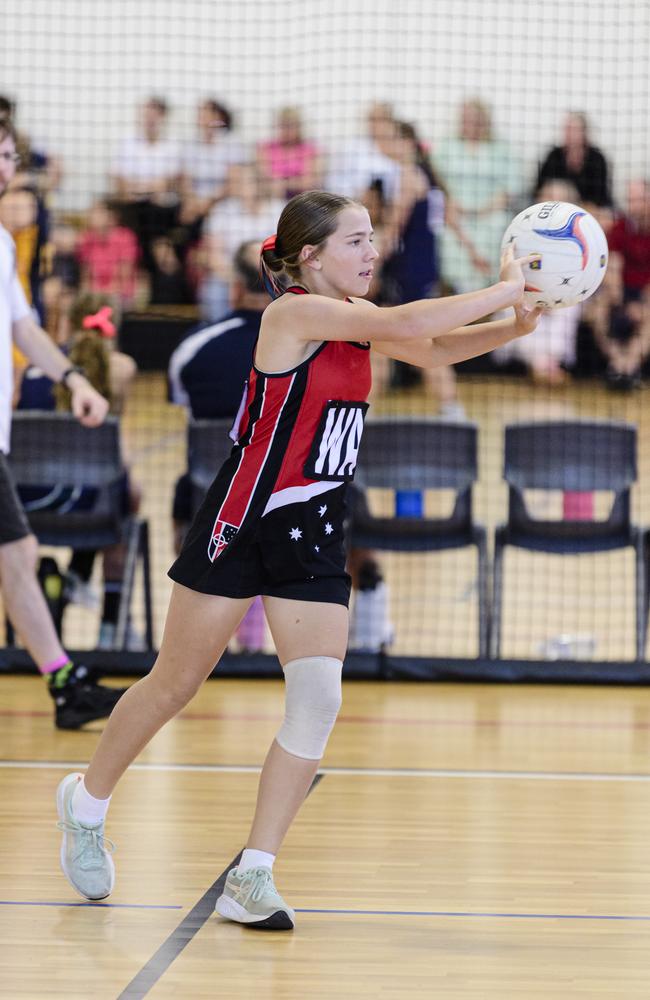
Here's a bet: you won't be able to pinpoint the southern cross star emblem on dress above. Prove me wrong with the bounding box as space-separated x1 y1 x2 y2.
289 527 302 541
314 545 320 553
324 522 334 535
318 504 327 517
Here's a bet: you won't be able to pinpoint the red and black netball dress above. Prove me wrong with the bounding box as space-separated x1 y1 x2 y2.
168 289 371 606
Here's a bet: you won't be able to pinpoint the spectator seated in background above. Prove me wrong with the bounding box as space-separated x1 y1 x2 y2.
493 180 584 385
46 223 80 291
111 96 181 272
179 97 246 232
200 162 284 322
145 235 193 305
535 111 612 210
326 102 400 212
257 106 324 201
77 198 140 308
17 292 141 646
607 179 650 302
577 276 650 392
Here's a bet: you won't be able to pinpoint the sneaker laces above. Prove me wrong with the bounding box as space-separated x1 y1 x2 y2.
235 867 278 906
56 819 116 870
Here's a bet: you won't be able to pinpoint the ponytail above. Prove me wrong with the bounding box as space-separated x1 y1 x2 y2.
259 234 286 300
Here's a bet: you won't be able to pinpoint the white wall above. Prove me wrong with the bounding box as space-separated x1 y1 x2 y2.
2 0 649 210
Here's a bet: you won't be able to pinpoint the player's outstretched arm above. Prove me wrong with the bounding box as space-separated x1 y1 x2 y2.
271 246 539 348
373 299 542 370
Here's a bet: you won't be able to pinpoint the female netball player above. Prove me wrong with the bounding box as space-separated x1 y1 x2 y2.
56 190 540 930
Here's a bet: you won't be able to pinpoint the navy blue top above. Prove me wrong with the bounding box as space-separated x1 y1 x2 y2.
168 308 263 419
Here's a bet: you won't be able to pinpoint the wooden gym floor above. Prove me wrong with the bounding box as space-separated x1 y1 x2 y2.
2 677 650 998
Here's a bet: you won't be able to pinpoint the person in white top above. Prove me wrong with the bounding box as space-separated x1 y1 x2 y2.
0 120 121 730
111 96 181 270
201 163 285 321
179 98 246 228
326 102 401 205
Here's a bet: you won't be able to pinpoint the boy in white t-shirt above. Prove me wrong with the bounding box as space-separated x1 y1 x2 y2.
0 119 124 729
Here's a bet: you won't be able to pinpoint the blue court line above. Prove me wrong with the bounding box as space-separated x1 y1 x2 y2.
296 907 650 921
0 900 182 910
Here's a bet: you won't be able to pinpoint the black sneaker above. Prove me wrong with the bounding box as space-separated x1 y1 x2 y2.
50 664 128 730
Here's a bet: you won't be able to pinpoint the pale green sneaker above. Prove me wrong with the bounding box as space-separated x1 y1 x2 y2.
215 866 295 930
56 773 115 900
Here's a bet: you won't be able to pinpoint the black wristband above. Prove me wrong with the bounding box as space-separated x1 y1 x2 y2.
60 365 84 387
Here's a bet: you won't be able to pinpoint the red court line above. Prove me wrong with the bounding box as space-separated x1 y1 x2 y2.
2 706 650 732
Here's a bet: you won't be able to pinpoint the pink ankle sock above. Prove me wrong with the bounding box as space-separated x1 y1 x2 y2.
40 654 70 676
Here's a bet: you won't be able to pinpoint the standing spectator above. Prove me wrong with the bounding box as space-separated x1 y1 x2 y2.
436 98 522 292
179 98 246 230
0 118 123 729
535 112 612 208
608 179 650 301
0 94 62 322
377 120 465 417
111 97 181 270
77 198 139 307
257 107 323 201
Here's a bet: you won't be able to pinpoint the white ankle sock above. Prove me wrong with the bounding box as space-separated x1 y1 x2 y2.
238 848 275 874
71 776 111 827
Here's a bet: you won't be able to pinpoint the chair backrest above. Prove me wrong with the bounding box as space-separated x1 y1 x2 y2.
357 418 479 492
187 418 234 499
504 420 637 493
8 411 126 547
504 420 637 539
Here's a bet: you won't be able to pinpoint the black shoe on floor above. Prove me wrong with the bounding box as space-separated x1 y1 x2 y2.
50 665 128 730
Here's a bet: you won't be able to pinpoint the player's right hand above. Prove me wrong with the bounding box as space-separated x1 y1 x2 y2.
499 245 541 303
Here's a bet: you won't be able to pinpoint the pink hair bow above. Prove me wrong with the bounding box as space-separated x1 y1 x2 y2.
82 306 116 338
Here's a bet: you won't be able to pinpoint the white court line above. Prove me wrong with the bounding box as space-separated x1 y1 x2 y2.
1 760 650 782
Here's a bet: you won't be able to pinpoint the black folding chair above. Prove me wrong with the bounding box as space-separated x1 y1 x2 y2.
350 418 489 658
491 420 646 661
8 412 154 650
186 417 234 516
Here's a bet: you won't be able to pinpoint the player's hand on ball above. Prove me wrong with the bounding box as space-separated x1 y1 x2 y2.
513 300 543 337
499 245 541 304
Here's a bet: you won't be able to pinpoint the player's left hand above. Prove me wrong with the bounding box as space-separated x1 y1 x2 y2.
513 300 543 337
70 381 110 427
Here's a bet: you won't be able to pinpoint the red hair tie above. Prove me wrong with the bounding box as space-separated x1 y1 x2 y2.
82 306 116 338
262 234 277 252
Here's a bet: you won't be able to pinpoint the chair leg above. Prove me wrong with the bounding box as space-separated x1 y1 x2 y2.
491 536 504 660
635 532 647 663
140 520 154 650
115 520 141 650
476 535 489 659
